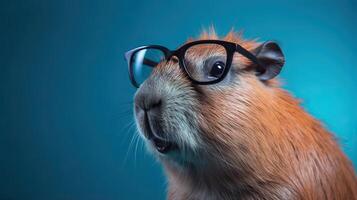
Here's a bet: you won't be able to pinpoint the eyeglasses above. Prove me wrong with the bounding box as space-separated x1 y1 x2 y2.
124 40 264 88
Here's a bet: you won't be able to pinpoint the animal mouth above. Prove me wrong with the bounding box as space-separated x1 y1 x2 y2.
144 112 177 154
152 138 176 153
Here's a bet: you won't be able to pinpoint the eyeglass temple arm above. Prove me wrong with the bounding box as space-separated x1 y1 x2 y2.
235 45 265 73
124 52 158 67
143 58 158 67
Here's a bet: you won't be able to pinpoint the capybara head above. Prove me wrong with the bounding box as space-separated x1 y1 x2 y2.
127 30 284 169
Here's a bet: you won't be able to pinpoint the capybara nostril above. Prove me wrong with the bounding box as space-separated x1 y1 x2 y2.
134 87 167 141
134 89 162 112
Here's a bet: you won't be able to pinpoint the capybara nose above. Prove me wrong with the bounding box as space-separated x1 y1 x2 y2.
134 88 165 140
134 89 162 112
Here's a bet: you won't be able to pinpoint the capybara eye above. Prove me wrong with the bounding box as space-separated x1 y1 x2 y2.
208 61 225 79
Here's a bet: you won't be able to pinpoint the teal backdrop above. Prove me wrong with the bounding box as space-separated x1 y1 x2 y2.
1 0 356 199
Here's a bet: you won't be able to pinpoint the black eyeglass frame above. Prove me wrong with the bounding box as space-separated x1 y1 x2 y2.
124 40 264 88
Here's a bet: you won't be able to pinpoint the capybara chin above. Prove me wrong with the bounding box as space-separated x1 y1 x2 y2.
131 30 357 200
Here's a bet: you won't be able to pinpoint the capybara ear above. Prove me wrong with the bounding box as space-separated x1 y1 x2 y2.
254 41 285 81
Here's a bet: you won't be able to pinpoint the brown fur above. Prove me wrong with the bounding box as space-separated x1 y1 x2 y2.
161 30 357 199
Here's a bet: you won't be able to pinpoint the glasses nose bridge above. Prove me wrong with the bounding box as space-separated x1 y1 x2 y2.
166 51 180 63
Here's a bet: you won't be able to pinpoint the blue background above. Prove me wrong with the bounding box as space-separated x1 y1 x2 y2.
1 0 356 199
